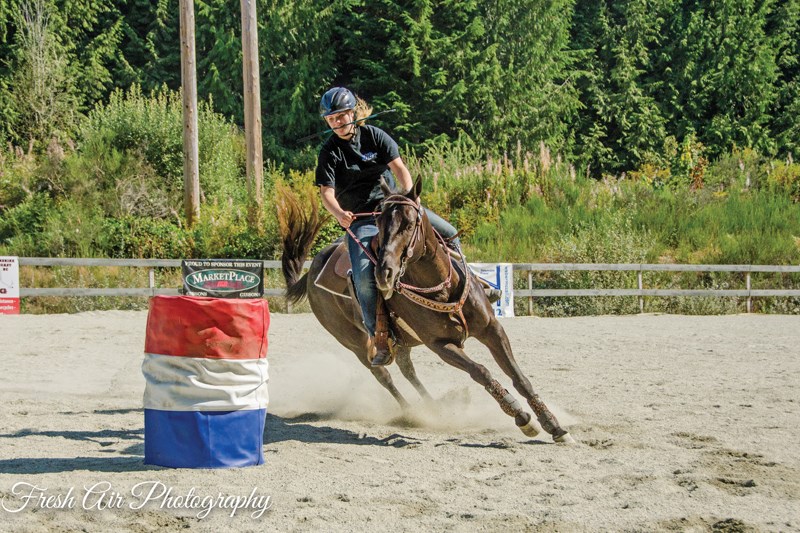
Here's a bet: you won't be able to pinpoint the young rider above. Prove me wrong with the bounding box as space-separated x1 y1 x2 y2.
315 87 461 366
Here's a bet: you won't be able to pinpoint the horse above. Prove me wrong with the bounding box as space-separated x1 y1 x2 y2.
277 178 573 443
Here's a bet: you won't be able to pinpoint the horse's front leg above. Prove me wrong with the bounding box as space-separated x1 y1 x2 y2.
473 319 574 443
394 344 434 404
427 340 539 437
340 335 411 411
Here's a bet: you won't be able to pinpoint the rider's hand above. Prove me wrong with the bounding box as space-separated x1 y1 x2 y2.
337 210 355 229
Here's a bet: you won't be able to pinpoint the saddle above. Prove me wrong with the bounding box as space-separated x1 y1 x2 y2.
313 242 353 299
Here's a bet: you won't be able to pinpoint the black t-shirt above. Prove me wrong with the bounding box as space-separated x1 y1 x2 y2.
315 125 400 214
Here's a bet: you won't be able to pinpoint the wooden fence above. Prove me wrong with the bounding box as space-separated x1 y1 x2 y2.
16 258 800 313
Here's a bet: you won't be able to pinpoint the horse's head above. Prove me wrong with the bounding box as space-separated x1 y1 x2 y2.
375 178 425 298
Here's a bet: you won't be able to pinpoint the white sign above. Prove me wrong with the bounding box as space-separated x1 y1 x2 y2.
0 256 20 314
469 263 514 317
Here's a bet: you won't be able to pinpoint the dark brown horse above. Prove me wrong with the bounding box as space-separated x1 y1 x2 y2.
278 179 573 443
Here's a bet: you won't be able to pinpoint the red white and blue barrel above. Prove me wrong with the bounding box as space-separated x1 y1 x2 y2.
142 296 270 468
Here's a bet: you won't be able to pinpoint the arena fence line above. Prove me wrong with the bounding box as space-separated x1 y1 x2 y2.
16 258 800 314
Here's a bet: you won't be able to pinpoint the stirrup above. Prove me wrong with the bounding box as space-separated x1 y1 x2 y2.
369 333 395 366
371 346 393 366
446 247 464 261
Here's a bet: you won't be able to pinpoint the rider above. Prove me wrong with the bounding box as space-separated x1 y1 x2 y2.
315 86 461 367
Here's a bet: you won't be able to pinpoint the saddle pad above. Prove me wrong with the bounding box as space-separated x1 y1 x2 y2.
314 242 352 298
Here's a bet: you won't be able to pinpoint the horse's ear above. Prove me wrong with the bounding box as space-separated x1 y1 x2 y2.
380 176 393 197
408 177 422 200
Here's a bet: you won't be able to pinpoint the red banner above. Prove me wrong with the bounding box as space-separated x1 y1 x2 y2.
0 257 19 315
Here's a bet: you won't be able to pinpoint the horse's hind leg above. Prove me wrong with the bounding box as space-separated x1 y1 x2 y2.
427 340 537 435
474 320 572 443
394 345 434 403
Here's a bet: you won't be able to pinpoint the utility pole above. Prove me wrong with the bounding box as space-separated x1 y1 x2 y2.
240 0 263 220
179 0 201 227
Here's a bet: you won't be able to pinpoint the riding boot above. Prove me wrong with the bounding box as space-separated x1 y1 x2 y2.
371 294 394 366
477 277 503 304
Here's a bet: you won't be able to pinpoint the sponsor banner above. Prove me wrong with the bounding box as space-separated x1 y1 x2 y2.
0 256 20 315
181 259 264 299
469 263 515 317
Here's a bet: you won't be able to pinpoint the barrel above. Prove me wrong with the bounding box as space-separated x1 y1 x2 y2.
142 295 270 468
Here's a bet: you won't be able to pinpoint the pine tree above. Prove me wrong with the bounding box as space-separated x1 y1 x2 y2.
59 0 126 104
658 0 779 158
260 0 338 161
479 0 580 154
335 0 459 145
115 0 181 93
769 0 800 157
571 0 669 174
334 0 578 155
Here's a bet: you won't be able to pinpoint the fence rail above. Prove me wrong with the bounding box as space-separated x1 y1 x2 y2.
16 258 800 313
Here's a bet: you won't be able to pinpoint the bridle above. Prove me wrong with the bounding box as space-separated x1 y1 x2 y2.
379 196 427 281
377 195 472 339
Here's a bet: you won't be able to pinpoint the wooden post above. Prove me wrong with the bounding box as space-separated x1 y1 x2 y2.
746 272 752 313
179 0 201 227
527 270 533 316
638 269 644 313
241 0 263 218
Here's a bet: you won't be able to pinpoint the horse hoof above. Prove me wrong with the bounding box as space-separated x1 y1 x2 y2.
519 419 542 438
554 432 576 444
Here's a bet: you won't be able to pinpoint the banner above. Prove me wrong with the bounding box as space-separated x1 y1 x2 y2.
469 263 514 317
181 259 264 299
0 256 20 315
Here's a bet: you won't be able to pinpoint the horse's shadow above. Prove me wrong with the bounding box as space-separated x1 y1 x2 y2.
0 411 414 474
265 412 422 448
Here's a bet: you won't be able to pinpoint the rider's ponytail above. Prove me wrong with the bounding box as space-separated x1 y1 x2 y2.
354 96 373 126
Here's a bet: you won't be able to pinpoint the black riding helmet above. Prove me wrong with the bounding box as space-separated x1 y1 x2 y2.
319 87 356 117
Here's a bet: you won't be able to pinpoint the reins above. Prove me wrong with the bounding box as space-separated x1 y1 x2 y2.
345 210 381 264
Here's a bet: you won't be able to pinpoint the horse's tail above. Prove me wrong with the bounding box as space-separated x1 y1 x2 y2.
275 181 328 305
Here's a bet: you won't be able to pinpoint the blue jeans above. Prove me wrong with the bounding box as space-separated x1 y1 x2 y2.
347 208 459 336
424 207 460 248
347 218 380 336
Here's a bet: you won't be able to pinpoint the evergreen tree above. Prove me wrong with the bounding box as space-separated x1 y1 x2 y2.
571 0 669 174
335 0 468 146
769 0 799 157
260 0 338 162
194 0 244 122
658 0 779 158
335 0 578 155
0 0 15 142
114 0 181 93
479 0 580 154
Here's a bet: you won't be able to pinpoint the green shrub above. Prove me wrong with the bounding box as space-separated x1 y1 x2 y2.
81 85 247 208
100 216 191 259
767 159 800 202
0 192 55 253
